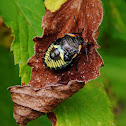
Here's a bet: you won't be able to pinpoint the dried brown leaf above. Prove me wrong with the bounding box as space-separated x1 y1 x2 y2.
13 103 43 125
9 81 84 125
31 0 103 87
9 0 103 125
47 112 57 126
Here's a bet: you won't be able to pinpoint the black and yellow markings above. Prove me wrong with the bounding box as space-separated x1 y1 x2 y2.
73 45 82 58
44 29 85 70
44 43 54 61
44 43 68 70
78 45 82 52
45 58 67 70
67 33 75 37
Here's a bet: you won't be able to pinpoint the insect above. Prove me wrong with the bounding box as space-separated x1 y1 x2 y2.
43 15 88 70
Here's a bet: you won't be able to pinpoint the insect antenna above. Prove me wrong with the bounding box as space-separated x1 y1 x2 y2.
80 28 84 35
73 14 84 35
73 14 79 33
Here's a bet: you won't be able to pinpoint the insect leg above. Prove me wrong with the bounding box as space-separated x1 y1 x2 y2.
75 55 80 71
83 42 88 61
73 14 84 35
73 14 79 33
42 57 44 61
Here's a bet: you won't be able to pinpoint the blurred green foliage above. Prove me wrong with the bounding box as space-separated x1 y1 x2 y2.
0 0 126 126
99 0 126 126
0 0 45 84
0 18 13 48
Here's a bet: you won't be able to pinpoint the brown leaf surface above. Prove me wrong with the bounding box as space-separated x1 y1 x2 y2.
13 103 43 125
9 0 103 125
9 81 84 125
30 0 103 88
47 112 57 126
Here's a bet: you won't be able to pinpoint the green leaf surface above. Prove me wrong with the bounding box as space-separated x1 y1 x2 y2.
0 0 45 84
54 79 115 126
45 0 67 12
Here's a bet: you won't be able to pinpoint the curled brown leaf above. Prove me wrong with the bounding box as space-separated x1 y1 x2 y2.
9 0 103 125
47 112 57 126
13 103 43 125
9 81 84 125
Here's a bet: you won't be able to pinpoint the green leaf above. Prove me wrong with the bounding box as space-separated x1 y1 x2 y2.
100 0 126 42
0 0 45 84
45 0 67 12
54 79 115 126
